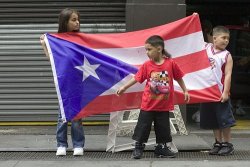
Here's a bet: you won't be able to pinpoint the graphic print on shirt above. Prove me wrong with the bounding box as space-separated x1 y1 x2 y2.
209 57 216 69
149 71 170 100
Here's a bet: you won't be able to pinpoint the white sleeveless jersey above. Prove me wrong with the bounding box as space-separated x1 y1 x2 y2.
205 43 230 93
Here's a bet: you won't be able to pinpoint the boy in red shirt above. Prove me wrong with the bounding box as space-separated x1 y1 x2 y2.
117 35 190 159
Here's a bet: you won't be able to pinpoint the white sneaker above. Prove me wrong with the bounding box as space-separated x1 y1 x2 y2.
73 147 84 156
56 147 66 156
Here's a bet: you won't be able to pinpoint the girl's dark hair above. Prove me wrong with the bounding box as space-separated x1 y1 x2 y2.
58 8 80 33
145 35 171 58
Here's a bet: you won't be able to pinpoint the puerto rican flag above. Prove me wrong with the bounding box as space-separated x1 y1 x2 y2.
44 13 221 121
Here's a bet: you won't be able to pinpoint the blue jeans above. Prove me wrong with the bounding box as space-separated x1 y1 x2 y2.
56 113 85 148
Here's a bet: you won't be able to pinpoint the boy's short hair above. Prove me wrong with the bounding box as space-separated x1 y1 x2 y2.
213 26 230 36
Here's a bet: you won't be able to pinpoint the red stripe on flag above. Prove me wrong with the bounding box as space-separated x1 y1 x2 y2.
133 50 209 74
51 14 201 49
74 92 143 119
174 85 221 104
74 84 220 118
174 50 210 74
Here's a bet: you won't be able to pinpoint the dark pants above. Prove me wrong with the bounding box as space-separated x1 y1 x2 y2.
200 100 236 129
132 110 172 144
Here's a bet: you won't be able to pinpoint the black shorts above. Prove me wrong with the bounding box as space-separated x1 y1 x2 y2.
200 100 236 129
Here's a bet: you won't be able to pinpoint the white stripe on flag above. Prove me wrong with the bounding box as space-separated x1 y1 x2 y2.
165 31 204 58
100 74 144 96
94 31 204 65
100 66 216 96
44 34 66 121
174 67 217 91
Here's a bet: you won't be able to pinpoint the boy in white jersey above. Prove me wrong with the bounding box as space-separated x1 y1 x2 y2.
200 26 236 156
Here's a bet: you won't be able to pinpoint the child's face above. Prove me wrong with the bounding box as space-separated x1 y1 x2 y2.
67 12 80 32
145 43 162 61
213 32 230 50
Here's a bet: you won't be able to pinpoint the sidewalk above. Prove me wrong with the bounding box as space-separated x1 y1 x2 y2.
1 160 250 167
0 125 250 167
0 125 250 152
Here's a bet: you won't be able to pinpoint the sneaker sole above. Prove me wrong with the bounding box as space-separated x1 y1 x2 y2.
218 150 234 156
73 154 83 156
73 151 84 156
131 154 142 159
56 153 66 156
209 152 220 155
155 154 176 158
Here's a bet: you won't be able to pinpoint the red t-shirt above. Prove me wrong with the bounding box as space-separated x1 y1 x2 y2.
135 58 184 112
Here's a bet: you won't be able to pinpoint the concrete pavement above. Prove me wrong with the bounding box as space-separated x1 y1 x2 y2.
1 125 250 151
0 125 250 167
1 160 250 167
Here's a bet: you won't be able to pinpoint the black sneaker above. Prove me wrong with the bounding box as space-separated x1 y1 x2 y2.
209 142 222 155
218 142 234 156
132 142 145 159
154 143 176 158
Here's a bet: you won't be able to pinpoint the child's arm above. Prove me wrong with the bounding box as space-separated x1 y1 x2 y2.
116 77 137 96
176 78 190 103
40 34 50 59
221 54 233 102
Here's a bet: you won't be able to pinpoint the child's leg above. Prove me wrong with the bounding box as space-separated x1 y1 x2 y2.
154 112 171 143
132 111 153 159
214 100 235 156
222 127 231 142
213 129 223 143
218 127 234 156
56 113 68 156
56 114 68 148
208 129 223 155
215 99 235 142
154 112 175 158
132 111 154 143
71 119 84 156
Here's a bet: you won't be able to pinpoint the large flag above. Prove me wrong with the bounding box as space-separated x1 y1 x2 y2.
45 13 221 121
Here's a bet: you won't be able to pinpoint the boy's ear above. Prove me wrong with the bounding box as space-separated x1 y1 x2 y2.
157 46 163 52
213 36 217 41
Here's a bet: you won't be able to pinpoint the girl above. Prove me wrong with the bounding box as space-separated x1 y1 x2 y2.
40 8 85 156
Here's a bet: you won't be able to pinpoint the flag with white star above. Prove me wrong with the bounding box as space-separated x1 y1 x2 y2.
45 34 138 121
45 14 221 121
